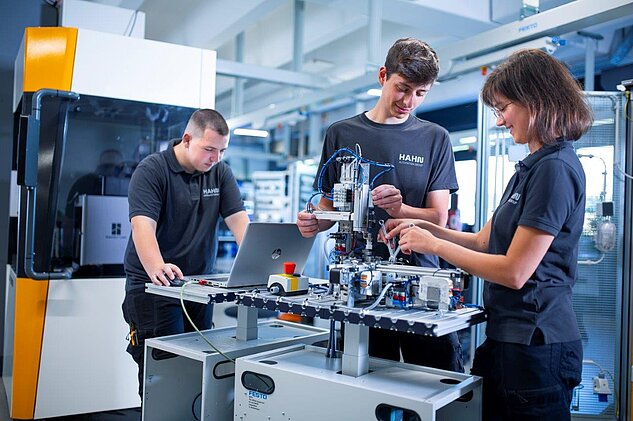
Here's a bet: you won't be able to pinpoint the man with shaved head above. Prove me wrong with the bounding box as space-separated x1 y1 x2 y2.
122 109 249 397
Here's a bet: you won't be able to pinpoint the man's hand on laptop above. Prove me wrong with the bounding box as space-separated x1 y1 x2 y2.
148 263 184 286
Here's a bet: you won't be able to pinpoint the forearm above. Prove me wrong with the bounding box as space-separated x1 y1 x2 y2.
430 239 520 289
132 225 164 276
225 211 250 245
426 225 551 289
395 203 446 225
420 222 485 252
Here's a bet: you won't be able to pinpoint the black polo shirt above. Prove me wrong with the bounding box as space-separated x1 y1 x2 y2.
485 140 585 345
315 113 458 267
124 140 244 289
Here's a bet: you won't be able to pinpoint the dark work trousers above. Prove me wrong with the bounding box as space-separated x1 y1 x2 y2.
122 286 214 398
368 328 464 372
471 338 583 421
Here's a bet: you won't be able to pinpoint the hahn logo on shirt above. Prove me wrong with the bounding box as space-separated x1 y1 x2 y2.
398 153 425 167
203 187 220 198
508 193 521 204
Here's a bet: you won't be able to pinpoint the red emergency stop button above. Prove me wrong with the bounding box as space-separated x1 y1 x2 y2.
283 261 296 274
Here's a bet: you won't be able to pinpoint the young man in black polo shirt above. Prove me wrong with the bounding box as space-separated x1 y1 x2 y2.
296 38 461 371
122 109 250 397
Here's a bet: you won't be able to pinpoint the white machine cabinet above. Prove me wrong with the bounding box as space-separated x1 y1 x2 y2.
234 344 482 421
143 319 328 421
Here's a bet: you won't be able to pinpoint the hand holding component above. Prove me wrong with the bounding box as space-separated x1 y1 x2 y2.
296 208 320 238
398 224 437 256
372 184 402 216
382 218 418 241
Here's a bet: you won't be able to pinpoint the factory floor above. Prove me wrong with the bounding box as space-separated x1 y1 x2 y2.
0 380 140 421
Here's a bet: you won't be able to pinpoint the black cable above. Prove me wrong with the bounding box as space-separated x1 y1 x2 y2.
325 319 337 358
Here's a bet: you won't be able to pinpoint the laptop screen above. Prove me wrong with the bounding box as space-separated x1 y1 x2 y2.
207 223 316 288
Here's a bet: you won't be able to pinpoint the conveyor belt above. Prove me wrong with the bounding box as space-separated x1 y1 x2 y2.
146 281 486 336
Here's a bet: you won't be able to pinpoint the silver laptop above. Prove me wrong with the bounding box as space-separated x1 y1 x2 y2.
195 223 316 288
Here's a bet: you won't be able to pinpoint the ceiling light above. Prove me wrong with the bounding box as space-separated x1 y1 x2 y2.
233 128 269 138
452 145 471 152
366 88 382 97
459 136 477 144
592 118 614 127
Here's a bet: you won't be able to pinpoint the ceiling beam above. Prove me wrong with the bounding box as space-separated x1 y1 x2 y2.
217 59 330 89
382 0 494 39
226 72 377 129
151 0 286 49
227 0 633 129
437 0 633 77
205 0 287 50
610 26 633 64
215 14 368 97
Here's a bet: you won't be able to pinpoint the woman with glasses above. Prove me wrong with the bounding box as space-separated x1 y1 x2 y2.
381 48 593 420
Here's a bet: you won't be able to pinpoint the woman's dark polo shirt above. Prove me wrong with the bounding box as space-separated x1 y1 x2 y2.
486 140 585 345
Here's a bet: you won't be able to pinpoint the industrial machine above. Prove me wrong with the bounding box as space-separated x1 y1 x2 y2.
148 279 485 421
4 26 216 420
146 145 483 420
308 146 468 311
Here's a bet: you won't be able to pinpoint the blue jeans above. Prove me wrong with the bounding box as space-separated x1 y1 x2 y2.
471 338 582 420
122 285 213 397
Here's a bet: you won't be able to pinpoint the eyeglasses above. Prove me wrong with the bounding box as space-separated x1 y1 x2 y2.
492 102 513 120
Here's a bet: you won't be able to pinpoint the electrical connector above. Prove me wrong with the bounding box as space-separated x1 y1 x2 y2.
592 373 611 402
583 359 618 417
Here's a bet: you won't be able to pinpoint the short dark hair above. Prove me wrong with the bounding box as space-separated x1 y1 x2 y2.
481 49 593 144
187 109 229 137
384 38 439 85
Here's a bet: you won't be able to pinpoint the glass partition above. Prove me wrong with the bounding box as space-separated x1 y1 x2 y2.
477 92 626 417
